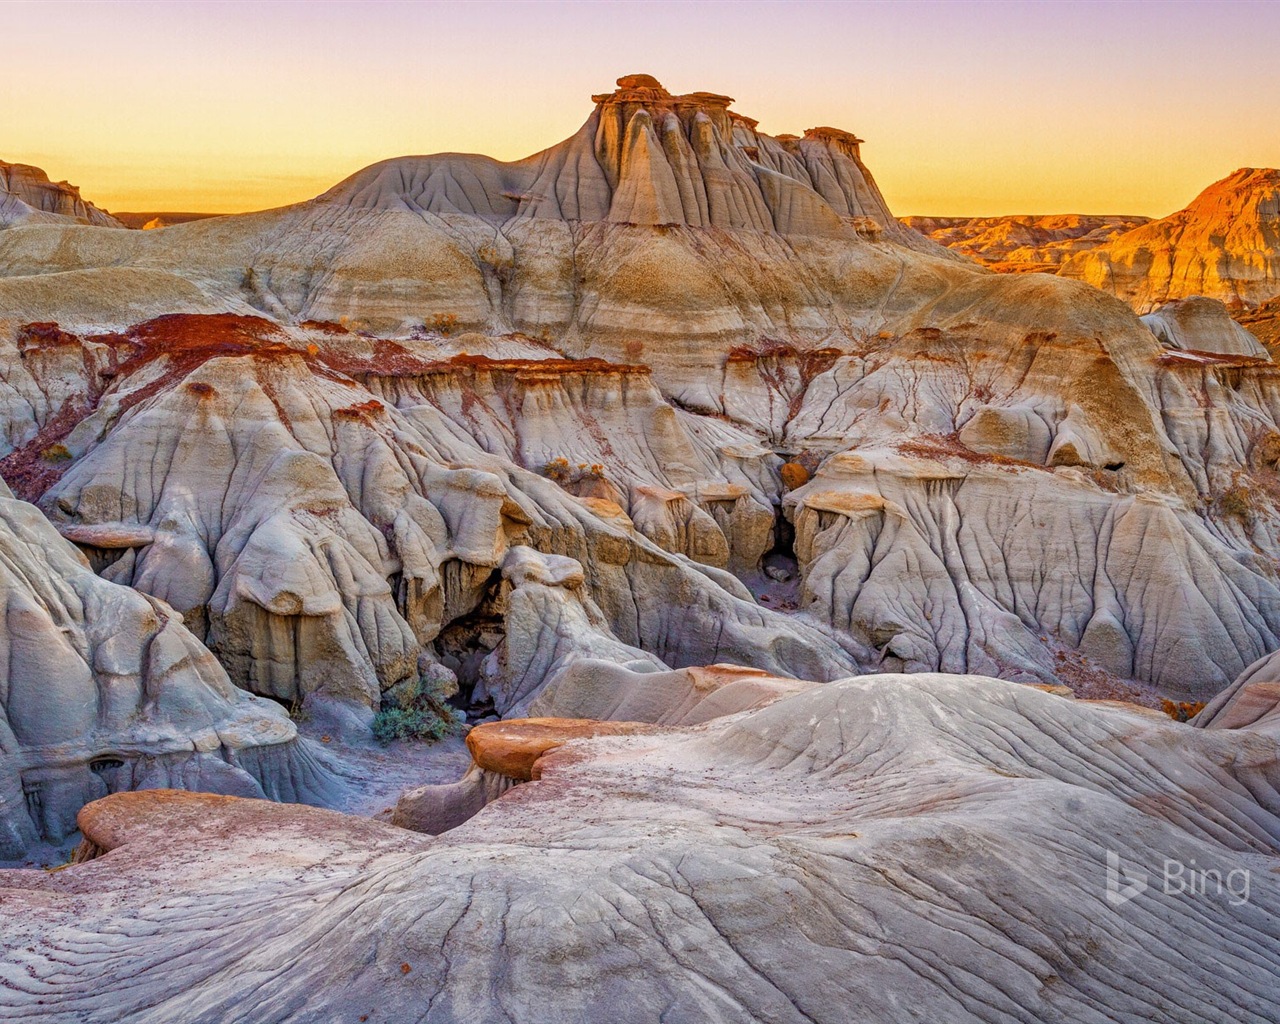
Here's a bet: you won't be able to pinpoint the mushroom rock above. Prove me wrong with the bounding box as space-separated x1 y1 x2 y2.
465 717 656 781
395 663 812 834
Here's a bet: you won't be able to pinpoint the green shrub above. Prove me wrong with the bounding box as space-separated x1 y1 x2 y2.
372 672 462 744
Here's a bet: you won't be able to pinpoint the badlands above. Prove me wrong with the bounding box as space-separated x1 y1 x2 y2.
902 214 1152 274
1 74 1279 1021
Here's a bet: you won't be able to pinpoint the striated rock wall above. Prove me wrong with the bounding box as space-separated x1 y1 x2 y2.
1060 167 1280 311
1 315 856 722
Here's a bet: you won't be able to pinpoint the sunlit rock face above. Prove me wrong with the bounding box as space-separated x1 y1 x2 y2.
1060 167 1280 312
902 213 1151 273
0 476 336 858
0 161 122 229
3 674 1279 1022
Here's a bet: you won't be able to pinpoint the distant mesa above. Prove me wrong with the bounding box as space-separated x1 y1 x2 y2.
902 213 1153 274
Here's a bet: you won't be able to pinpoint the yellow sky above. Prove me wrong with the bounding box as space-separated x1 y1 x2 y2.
6 1 1279 218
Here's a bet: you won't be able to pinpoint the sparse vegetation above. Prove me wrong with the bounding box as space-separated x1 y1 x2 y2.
542 457 606 487
1216 476 1255 520
1161 699 1208 723
372 671 462 744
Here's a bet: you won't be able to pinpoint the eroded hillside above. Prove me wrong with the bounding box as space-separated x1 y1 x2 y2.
2 74 1280 1022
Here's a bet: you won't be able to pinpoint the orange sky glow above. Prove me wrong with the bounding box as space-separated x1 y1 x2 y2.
6 0 1280 219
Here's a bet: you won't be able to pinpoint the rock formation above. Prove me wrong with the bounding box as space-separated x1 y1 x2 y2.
902 213 1150 273
0 475 336 858
0 69 1278 1018
0 77 1276 718
0 161 121 229
1140 295 1270 358
2 673 1278 1021
1194 646 1280 730
0 313 854 739
1060 167 1280 311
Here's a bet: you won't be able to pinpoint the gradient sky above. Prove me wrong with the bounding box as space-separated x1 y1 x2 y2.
6 0 1279 217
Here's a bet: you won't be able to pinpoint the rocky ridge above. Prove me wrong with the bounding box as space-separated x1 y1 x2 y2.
1060 168 1280 311
902 213 1151 273
0 161 121 230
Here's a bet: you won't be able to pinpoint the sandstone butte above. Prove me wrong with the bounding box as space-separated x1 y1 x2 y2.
0 74 1278 1022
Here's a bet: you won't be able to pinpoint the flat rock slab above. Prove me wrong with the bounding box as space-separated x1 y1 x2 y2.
466 717 656 780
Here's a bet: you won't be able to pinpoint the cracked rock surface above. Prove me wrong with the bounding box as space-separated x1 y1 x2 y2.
1 674 1278 1022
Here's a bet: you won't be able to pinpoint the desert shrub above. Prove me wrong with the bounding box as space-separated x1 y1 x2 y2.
543 456 572 483
541 458 609 488
1161 699 1208 723
372 671 462 744
41 443 72 462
